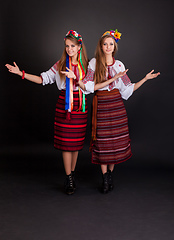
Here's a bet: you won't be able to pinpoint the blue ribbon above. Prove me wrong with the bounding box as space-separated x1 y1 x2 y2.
65 55 70 111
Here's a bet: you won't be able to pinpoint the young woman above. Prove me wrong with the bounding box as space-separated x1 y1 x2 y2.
65 29 160 194
5 30 91 195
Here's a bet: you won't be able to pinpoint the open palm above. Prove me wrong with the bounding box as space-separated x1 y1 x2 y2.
146 70 160 80
5 62 20 75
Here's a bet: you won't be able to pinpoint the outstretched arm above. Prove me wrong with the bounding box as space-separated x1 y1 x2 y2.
5 62 42 84
94 69 128 91
133 70 160 92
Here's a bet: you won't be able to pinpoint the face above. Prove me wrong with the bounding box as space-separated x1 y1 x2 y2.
65 39 81 58
102 37 115 56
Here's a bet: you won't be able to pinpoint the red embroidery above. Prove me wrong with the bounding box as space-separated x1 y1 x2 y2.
82 68 94 84
108 66 116 90
121 74 131 86
51 67 56 74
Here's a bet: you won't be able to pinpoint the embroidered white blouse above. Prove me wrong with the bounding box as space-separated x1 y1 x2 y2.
40 61 94 95
82 58 135 100
40 58 134 100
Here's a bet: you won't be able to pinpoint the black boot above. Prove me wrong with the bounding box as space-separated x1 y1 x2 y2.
71 171 76 190
108 170 114 191
65 174 74 195
102 172 109 194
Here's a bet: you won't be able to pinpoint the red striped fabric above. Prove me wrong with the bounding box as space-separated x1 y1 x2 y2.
54 90 88 151
91 89 132 164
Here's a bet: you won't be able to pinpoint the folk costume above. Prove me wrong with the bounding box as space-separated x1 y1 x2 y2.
41 30 93 152
82 29 135 165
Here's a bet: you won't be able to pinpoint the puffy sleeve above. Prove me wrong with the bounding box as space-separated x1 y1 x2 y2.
40 62 58 86
116 60 135 100
81 58 95 94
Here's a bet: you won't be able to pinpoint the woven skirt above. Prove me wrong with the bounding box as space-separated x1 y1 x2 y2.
91 89 132 165
54 90 88 151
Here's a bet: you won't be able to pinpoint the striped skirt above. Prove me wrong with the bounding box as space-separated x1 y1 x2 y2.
91 89 132 165
54 90 88 151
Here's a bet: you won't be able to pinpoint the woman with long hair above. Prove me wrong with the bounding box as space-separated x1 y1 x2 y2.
5 30 91 195
66 29 160 194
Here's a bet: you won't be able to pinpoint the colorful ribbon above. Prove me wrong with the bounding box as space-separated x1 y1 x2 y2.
65 48 86 115
77 48 86 112
65 55 73 113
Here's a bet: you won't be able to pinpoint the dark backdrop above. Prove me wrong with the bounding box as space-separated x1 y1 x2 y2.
1 0 174 165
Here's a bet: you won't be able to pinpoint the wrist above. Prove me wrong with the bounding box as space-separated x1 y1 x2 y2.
22 70 25 79
114 74 118 80
18 71 22 77
144 76 148 81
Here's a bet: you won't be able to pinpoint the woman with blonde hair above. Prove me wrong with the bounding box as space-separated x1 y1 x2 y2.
66 29 160 193
5 30 92 195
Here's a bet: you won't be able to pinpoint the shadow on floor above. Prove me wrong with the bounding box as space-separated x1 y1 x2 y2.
0 148 174 240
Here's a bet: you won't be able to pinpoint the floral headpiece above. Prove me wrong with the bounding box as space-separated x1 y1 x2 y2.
65 30 82 44
102 29 122 43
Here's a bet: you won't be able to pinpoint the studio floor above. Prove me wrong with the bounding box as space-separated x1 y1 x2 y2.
0 145 174 240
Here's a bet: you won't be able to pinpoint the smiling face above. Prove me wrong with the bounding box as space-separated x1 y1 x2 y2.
65 38 81 59
102 37 115 56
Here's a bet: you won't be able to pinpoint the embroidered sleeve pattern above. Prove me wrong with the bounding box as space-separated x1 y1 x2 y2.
41 61 59 86
121 74 131 86
51 66 56 74
82 68 94 84
52 61 59 74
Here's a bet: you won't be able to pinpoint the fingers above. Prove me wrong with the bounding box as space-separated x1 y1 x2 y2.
61 71 69 77
5 64 12 71
5 63 18 72
147 70 160 80
66 67 73 72
5 64 10 69
5 64 11 68
119 69 128 77
150 70 160 76
154 72 160 78
5 63 17 68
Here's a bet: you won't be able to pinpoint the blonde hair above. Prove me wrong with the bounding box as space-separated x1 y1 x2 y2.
58 35 88 81
94 35 118 84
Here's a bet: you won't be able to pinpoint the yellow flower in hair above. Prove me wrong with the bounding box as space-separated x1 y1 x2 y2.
114 29 121 39
102 29 122 43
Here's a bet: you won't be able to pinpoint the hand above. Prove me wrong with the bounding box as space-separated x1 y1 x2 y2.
61 67 76 79
146 70 160 80
5 62 21 75
114 69 129 79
